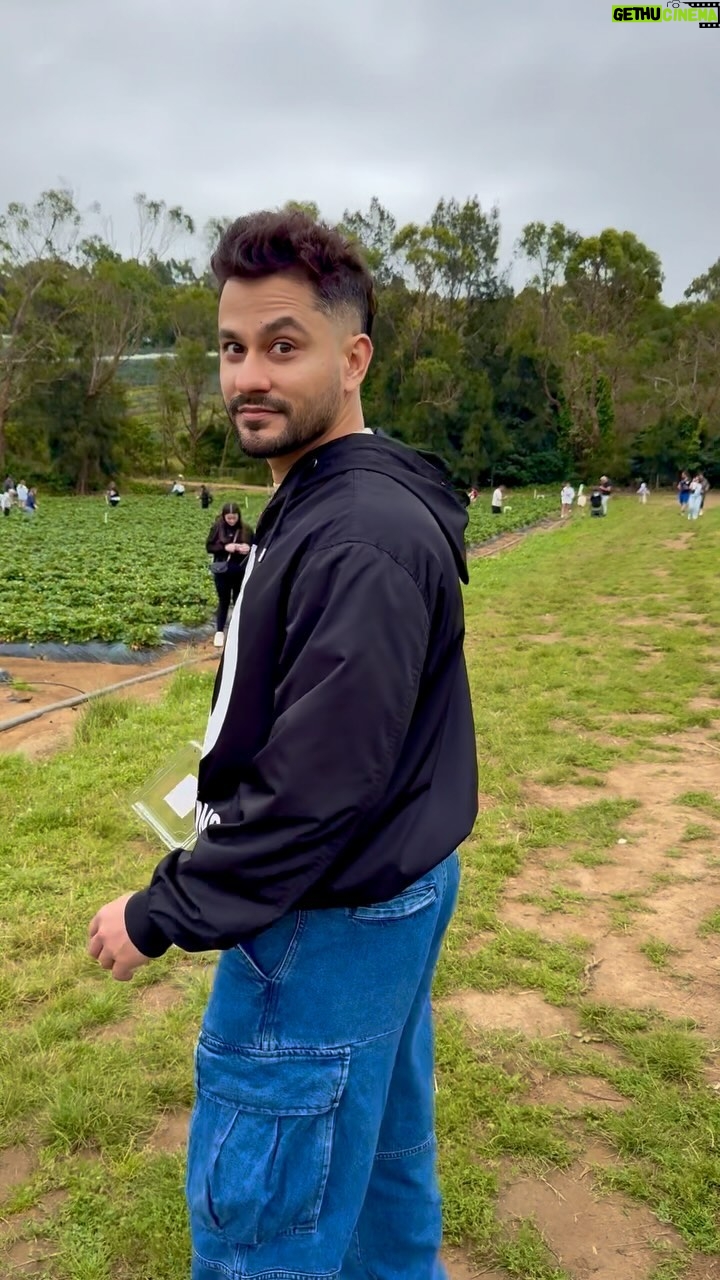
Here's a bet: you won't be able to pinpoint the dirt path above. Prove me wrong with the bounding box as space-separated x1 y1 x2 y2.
0 647 220 757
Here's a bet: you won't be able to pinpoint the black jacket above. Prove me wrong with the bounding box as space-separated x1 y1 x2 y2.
126 433 478 956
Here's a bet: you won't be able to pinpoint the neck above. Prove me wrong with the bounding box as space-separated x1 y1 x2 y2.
268 400 366 488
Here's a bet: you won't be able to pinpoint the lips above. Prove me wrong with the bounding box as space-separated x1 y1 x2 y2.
237 408 279 420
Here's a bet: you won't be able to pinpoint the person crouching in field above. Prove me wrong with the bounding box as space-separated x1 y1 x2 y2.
206 501 254 648
560 482 575 519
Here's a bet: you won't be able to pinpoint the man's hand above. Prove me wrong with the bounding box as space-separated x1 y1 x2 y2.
88 893 150 982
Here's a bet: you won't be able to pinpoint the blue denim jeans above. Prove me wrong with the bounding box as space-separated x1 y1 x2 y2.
187 851 460 1279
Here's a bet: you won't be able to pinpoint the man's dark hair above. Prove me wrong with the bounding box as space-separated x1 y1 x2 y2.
211 210 377 338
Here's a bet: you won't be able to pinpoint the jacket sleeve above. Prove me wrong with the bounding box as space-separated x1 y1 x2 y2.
206 523 224 554
125 541 431 955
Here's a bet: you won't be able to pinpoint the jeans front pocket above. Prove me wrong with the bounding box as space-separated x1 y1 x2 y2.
187 1036 350 1248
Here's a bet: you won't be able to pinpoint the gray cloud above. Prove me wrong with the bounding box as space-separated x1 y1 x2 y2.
0 0 716 299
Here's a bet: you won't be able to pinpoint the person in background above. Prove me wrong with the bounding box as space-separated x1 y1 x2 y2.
170 475 186 496
590 488 604 518
678 471 691 512
560 482 575 519
599 476 612 515
106 482 121 507
687 475 703 521
16 480 28 507
23 487 38 517
576 483 587 514
199 484 213 510
3 474 15 492
698 473 710 514
492 483 504 514
637 480 650 505
0 488 13 517
206 501 254 648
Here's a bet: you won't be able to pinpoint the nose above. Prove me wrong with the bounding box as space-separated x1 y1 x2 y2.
231 350 272 396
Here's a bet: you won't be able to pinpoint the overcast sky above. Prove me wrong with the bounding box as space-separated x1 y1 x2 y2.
1 0 716 301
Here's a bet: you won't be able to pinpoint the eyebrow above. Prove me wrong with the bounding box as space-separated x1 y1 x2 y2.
219 315 312 342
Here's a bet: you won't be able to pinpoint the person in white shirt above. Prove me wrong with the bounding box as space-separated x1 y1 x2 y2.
16 481 28 506
492 485 503 515
637 481 649 505
0 489 12 517
576 483 587 514
560 483 575 518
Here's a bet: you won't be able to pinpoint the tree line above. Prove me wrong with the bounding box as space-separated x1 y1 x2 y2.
1 189 718 492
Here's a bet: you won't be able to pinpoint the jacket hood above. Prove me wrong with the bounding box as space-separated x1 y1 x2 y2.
263 432 470 584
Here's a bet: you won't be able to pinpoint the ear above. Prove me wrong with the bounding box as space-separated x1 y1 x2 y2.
342 333 373 392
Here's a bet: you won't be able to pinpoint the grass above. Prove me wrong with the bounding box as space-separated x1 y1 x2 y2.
640 938 680 969
675 791 720 821
1 496 719 1277
698 909 720 937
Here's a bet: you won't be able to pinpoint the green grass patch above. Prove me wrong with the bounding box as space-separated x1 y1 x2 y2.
640 939 680 969
698 909 720 937
675 791 720 821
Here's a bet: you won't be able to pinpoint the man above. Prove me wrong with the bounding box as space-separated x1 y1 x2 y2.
599 475 612 515
678 471 691 512
89 211 478 1280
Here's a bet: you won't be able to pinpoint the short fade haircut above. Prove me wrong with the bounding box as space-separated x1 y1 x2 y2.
211 210 377 339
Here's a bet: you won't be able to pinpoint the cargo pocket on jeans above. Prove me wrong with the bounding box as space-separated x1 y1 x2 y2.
187 1035 350 1248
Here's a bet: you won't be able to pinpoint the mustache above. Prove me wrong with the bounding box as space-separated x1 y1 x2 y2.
227 394 291 416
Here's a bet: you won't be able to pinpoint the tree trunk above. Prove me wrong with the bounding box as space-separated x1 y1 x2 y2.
219 421 234 475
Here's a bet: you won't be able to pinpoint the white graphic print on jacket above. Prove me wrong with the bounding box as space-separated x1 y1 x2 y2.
202 544 258 760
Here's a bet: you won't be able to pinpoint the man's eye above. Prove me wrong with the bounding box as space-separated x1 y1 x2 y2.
271 340 295 355
221 341 243 355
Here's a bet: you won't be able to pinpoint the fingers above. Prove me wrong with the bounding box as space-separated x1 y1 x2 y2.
111 964 136 983
88 933 103 960
90 939 134 979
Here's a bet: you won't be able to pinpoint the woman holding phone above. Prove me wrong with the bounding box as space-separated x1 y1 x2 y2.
206 502 254 649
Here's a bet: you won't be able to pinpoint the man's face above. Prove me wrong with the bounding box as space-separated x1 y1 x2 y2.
219 272 364 461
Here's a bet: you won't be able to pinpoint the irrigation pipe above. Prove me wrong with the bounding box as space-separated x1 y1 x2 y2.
0 653 217 735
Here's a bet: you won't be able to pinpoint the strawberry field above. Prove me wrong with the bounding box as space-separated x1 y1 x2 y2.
0 488 558 646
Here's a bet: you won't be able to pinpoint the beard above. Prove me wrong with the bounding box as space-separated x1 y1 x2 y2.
226 377 344 460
